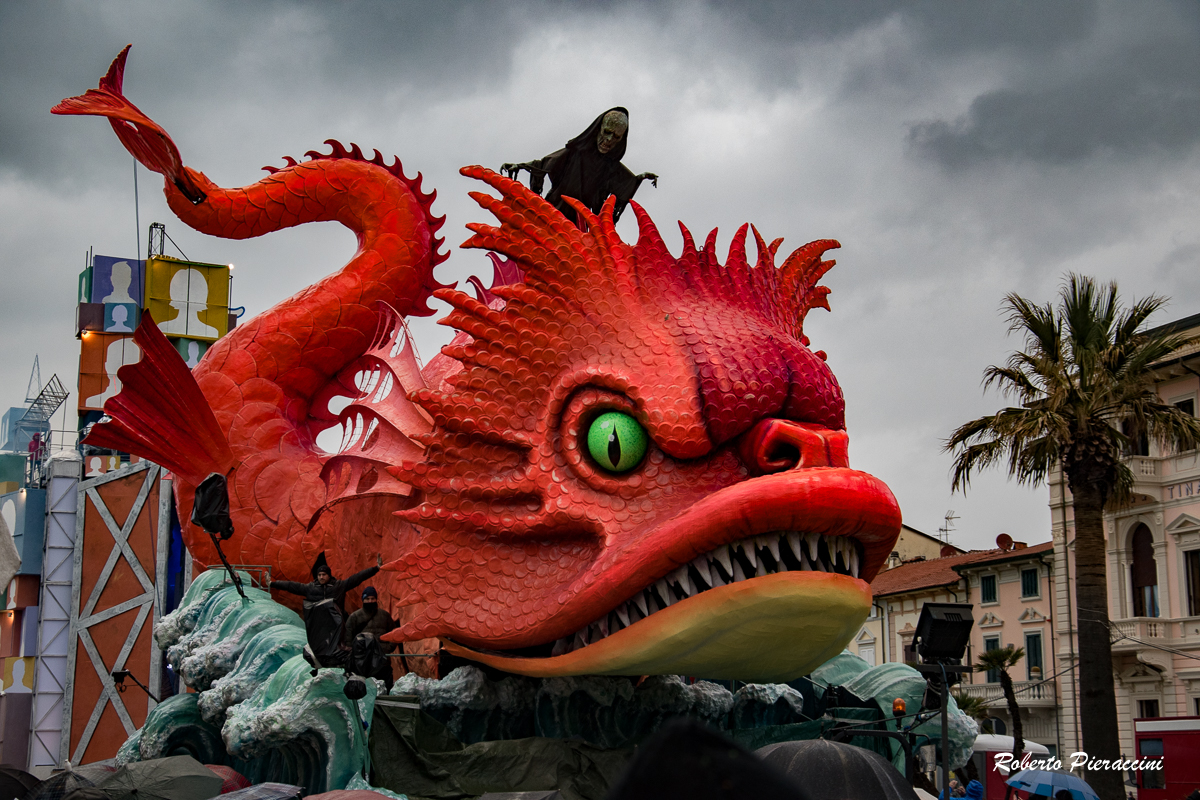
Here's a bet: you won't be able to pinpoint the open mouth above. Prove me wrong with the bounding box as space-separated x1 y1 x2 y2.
436 464 900 682
550 532 862 656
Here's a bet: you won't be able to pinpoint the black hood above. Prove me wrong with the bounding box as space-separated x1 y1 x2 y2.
564 106 629 162
310 551 334 581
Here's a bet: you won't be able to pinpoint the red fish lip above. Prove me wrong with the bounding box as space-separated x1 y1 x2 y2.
593 465 900 605
451 465 901 653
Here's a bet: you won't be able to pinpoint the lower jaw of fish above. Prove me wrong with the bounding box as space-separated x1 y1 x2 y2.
439 571 869 683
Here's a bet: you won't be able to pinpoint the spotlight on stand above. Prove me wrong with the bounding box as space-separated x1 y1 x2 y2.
111 668 161 703
912 602 974 796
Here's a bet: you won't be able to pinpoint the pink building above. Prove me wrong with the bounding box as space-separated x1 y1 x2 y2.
1048 311 1200 780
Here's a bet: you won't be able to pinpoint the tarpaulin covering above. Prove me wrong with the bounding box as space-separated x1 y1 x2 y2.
369 700 631 800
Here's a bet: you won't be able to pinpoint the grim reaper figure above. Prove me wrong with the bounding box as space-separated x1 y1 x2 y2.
502 107 658 225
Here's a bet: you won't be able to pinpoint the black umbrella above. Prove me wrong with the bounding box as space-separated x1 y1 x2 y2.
606 718 811 800
22 771 93 800
207 784 303 800
97 756 223 800
0 766 39 800
756 739 920 800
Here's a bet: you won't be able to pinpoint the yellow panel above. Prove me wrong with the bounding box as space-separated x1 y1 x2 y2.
145 257 230 341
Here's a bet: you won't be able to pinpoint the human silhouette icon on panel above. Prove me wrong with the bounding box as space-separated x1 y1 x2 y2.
108 305 133 332
83 338 141 408
184 340 202 369
102 260 136 304
160 268 218 338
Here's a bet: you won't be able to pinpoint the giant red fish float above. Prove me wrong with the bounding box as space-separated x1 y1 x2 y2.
56 47 902 682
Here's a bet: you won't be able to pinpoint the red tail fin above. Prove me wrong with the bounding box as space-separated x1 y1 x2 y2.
51 45 206 203
84 315 233 483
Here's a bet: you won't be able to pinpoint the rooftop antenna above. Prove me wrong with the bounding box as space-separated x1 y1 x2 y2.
938 510 959 544
24 356 42 404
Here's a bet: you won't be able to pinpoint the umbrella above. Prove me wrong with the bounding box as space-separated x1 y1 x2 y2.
1006 769 1099 800
306 793 401 799
203 765 250 794
60 791 108 800
23 771 94 800
0 765 39 799
205 784 302 800
98 756 223 800
756 739 919 800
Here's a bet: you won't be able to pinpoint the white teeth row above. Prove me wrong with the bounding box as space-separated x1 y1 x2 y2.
549 533 862 657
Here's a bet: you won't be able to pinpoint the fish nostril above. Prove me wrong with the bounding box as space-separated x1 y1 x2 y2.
739 418 850 476
759 441 800 474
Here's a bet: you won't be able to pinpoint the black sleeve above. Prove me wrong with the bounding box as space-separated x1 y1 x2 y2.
343 565 380 592
269 580 308 596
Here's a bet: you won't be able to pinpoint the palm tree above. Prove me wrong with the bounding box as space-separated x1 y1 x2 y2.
946 275 1200 800
974 646 1026 765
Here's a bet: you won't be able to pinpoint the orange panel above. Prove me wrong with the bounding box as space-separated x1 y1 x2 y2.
125 493 158 585
80 495 114 607
87 606 138 671
80 703 130 765
96 475 143 539
0 611 20 658
69 641 104 757
7 575 39 609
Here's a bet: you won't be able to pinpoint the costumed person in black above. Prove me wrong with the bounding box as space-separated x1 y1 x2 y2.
269 552 379 667
501 107 658 225
344 586 399 690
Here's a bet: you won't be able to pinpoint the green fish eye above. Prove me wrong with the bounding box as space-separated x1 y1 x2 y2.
586 411 648 473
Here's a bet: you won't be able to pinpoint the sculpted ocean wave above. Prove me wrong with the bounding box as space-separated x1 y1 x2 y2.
122 573 394 796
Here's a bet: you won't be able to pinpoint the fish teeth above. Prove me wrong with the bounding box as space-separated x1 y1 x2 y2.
764 535 781 564
646 591 661 614
714 545 733 576
552 637 570 656
733 559 746 583
595 618 608 639
616 605 630 627
634 592 649 617
673 566 694 597
849 545 860 577
787 532 805 564
709 566 726 587
574 630 588 650
755 559 768 578
741 543 757 570
807 532 820 561
692 557 713 588
656 578 674 607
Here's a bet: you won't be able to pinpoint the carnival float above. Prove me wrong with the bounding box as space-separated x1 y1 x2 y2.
51 47 976 797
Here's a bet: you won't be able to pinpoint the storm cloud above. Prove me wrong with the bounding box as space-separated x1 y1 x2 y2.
2 0 1197 550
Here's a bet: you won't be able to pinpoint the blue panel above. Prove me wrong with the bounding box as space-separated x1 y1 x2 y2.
1 489 46 576
90 256 146 306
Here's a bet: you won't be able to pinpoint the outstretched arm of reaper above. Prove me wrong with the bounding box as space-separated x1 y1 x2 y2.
500 150 563 196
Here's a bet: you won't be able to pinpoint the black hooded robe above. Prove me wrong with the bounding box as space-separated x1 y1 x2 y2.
269 553 380 667
524 106 644 224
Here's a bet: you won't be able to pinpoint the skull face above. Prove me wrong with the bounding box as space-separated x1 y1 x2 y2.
596 111 628 154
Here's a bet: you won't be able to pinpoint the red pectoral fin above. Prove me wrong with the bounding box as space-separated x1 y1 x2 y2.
84 314 233 483
51 45 206 203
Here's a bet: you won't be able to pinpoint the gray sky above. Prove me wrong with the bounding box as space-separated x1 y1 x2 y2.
3 1 1198 551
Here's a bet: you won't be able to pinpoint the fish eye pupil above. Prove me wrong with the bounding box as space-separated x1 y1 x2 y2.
586 411 647 473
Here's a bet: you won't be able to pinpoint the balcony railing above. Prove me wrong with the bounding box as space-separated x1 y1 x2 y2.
957 680 1057 706
1126 456 1160 479
1111 617 1167 644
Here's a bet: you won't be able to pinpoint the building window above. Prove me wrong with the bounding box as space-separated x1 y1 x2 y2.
1176 398 1195 417
859 645 875 666
1021 568 1039 598
902 637 916 664
1025 632 1043 681
1122 418 1150 457
1137 699 1160 719
983 636 1001 683
981 574 997 604
1130 524 1159 618
986 716 1007 735
1186 550 1200 617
